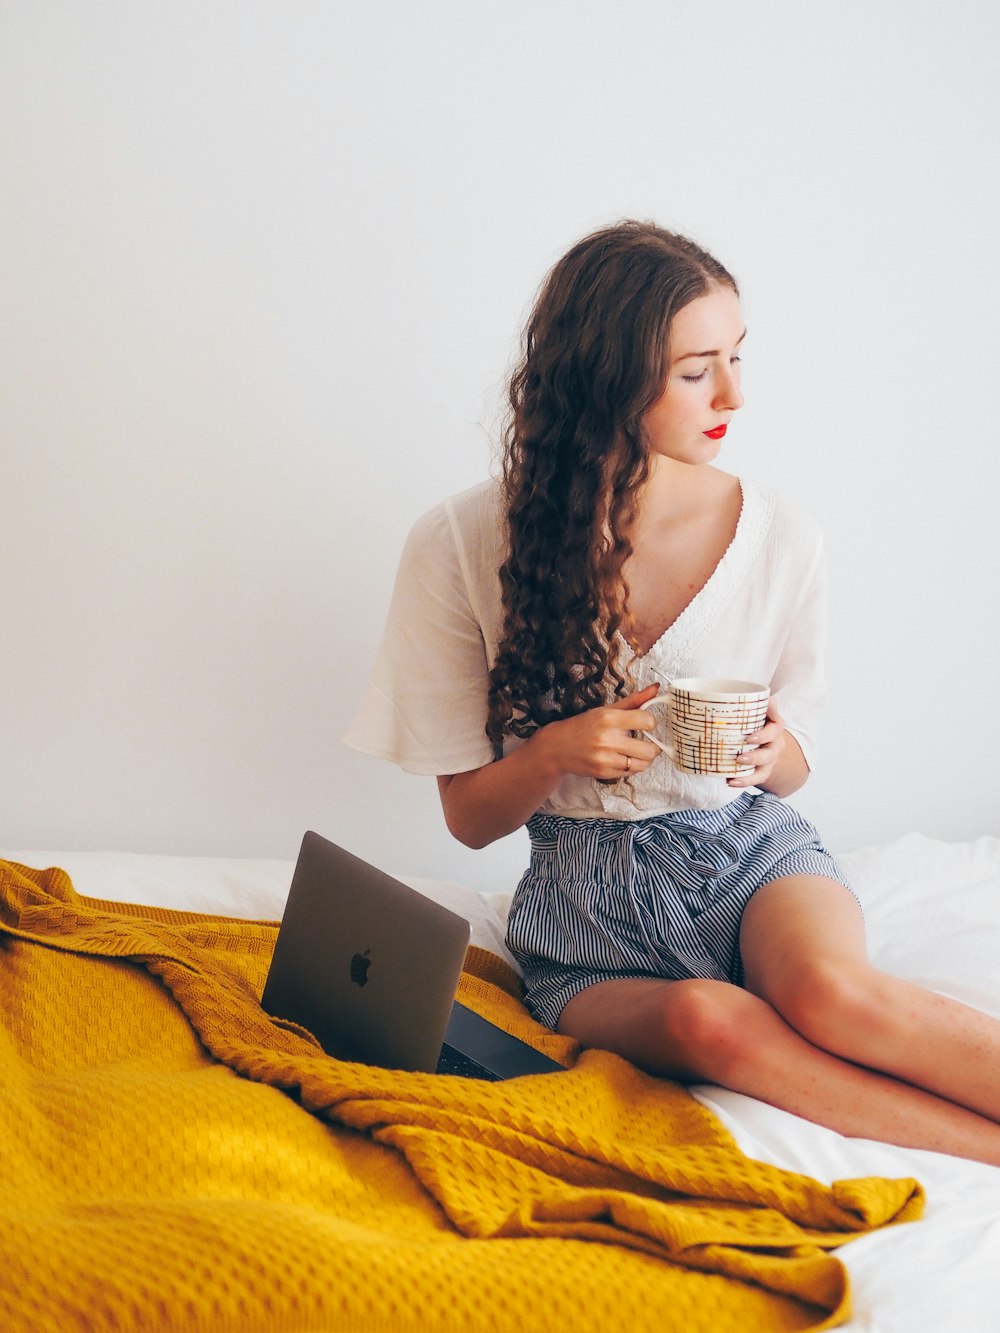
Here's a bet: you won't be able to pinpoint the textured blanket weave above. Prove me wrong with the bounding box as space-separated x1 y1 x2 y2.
0 860 923 1332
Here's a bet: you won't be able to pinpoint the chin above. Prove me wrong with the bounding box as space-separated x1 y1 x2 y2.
688 442 724 466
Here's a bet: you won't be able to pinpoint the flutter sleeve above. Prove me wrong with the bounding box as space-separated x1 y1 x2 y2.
768 537 827 773
344 499 497 776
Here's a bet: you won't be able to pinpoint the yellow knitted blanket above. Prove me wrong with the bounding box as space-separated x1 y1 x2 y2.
0 860 922 1333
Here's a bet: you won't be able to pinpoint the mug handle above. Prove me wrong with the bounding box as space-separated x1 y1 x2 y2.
638 686 675 760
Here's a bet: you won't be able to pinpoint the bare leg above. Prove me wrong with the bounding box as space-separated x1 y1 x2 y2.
557 974 1000 1165
740 875 1000 1123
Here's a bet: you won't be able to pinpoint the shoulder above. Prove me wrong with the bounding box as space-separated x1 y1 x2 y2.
742 478 823 561
407 477 501 540
406 477 506 571
442 476 504 538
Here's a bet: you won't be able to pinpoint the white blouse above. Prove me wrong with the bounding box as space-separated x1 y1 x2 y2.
345 476 827 820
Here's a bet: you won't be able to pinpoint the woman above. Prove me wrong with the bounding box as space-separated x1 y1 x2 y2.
347 220 1000 1165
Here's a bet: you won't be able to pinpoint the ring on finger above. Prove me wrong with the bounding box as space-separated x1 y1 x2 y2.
624 754 632 772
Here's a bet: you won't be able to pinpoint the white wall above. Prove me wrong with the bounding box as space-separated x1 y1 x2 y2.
2 1 998 891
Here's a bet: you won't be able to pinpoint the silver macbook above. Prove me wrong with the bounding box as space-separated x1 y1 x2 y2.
260 831 563 1080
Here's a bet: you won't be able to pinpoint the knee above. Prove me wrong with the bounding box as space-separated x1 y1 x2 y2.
657 980 764 1083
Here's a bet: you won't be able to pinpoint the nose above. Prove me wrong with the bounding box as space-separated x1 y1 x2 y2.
713 366 744 413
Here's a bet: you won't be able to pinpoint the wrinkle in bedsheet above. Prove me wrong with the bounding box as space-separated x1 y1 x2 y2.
0 859 923 1333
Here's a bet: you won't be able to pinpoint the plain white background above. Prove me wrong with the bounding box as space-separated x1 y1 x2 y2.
2 1 998 891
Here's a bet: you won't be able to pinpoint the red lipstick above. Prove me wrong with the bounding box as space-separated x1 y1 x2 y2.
704 425 728 440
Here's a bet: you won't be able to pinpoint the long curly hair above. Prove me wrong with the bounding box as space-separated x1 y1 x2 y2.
486 220 738 756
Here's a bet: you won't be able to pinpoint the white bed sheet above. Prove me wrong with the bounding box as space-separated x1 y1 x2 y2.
7 833 1000 1332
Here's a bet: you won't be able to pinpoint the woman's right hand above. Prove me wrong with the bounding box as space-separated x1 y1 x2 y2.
533 683 663 782
438 683 663 848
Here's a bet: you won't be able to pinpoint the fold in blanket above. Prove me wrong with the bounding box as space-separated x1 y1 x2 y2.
0 860 923 1333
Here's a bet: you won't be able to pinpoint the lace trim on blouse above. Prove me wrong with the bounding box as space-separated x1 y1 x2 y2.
591 478 776 817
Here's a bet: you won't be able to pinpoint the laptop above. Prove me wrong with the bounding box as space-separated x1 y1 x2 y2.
260 831 563 1080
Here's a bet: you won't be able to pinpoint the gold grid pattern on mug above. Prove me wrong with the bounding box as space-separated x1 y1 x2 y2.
670 691 769 775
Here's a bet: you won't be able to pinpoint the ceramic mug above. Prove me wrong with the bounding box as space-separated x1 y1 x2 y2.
648 677 770 777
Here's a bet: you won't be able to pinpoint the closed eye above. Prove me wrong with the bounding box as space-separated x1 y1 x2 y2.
682 352 740 384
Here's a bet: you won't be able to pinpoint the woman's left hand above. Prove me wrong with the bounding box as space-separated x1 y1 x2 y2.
727 702 786 789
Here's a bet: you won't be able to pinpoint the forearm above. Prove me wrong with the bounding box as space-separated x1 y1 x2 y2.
438 685 662 848
437 730 564 849
758 728 810 799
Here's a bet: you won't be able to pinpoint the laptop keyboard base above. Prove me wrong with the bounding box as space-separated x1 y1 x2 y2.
435 1044 501 1081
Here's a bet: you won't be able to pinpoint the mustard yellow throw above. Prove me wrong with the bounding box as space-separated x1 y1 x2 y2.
0 860 922 1332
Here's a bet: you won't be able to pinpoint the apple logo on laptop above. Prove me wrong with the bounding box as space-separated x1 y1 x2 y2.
350 948 372 987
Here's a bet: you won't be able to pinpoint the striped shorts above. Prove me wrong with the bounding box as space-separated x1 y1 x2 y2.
505 790 854 1030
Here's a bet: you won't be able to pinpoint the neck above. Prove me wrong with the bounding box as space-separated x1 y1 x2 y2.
638 459 728 523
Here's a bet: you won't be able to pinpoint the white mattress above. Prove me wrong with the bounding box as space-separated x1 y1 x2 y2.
8 832 1000 1332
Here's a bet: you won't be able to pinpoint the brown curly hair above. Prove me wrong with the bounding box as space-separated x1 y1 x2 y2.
486 220 738 756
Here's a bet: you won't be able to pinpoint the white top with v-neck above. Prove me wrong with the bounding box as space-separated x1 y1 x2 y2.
345 476 827 819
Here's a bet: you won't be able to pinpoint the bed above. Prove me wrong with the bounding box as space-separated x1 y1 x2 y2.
2 832 998 1331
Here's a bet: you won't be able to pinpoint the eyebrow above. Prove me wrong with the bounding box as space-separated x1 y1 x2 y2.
673 328 747 362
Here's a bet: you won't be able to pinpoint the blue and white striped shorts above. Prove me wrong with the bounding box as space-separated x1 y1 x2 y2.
505 790 855 1030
